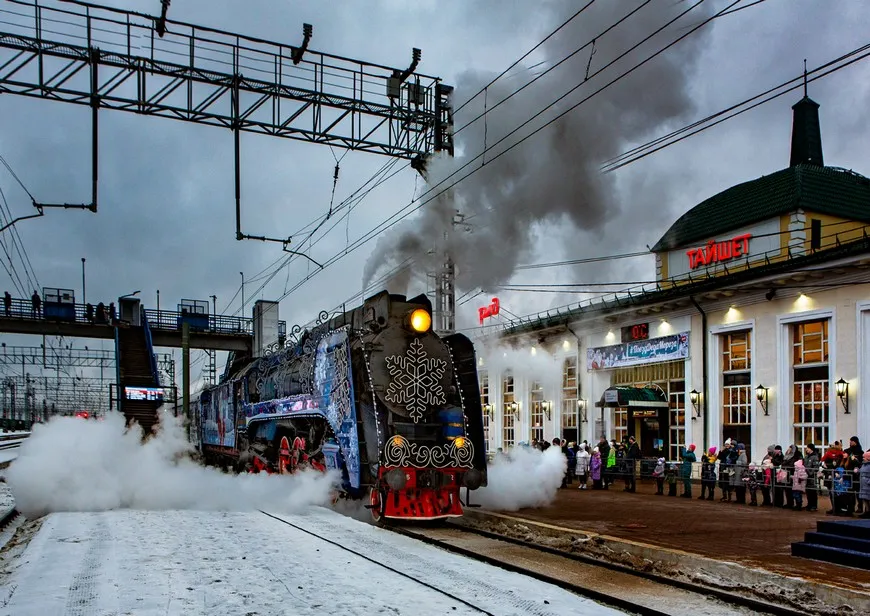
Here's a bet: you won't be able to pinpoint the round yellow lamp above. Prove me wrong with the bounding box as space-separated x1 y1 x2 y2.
409 309 431 333
453 436 466 448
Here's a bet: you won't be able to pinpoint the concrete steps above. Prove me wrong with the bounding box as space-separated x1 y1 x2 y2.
792 519 870 570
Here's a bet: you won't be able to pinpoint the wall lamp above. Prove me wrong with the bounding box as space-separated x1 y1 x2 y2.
508 401 519 419
483 403 493 418
689 389 701 418
542 400 553 421
835 378 850 414
755 384 769 416
578 398 588 423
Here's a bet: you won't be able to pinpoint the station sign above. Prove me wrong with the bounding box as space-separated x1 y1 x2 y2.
478 297 500 325
124 386 165 402
686 233 751 270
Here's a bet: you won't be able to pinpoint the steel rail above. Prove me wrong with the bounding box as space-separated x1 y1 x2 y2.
259 510 495 615
391 520 807 616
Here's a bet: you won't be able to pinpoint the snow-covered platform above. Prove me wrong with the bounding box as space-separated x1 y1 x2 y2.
0 507 625 616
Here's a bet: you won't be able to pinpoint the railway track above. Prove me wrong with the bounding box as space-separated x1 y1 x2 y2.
389 520 806 616
262 508 737 616
260 510 497 615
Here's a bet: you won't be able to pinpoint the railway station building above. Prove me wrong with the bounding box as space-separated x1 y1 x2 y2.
475 93 870 462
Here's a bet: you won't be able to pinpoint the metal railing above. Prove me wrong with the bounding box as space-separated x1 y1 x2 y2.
0 295 285 338
143 308 286 338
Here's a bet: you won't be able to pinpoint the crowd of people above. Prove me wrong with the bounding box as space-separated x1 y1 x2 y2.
499 435 870 518
2 290 116 325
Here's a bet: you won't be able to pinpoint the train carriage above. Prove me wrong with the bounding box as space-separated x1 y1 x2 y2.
195 291 488 521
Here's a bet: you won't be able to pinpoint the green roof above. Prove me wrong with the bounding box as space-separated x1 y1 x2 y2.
651 164 870 252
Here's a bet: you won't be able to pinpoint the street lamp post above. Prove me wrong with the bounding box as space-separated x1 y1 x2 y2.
156 289 160 312
81 257 86 304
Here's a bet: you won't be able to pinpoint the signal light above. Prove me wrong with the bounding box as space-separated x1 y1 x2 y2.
409 309 431 333
454 436 466 449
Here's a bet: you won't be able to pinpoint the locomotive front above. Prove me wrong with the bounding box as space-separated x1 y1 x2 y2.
361 294 487 521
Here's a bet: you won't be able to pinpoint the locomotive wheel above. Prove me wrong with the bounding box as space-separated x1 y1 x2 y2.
369 487 384 524
277 436 291 474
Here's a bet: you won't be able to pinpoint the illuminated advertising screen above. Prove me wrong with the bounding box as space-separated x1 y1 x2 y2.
124 386 165 402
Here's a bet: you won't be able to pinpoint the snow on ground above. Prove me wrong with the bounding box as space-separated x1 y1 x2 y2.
0 484 13 514
0 507 626 616
0 447 18 466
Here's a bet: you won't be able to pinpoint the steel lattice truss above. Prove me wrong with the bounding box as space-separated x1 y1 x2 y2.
0 0 453 159
0 344 175 375
2 374 110 416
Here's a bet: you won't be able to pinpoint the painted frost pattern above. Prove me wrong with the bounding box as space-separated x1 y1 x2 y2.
384 338 447 422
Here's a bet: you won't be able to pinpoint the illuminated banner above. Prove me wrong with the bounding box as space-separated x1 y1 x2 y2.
587 332 690 371
124 386 165 402
686 233 751 270
478 297 500 325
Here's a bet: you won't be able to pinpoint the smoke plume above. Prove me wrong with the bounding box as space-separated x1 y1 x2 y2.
364 0 712 295
6 411 338 518
476 445 567 511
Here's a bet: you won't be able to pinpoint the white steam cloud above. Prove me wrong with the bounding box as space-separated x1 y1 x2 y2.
6 411 338 518
476 445 566 511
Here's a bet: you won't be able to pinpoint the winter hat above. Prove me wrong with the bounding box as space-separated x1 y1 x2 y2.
767 445 775 454
762 459 772 469
775 445 783 452
688 444 696 452
657 457 665 465
708 446 717 456
592 447 599 454
806 443 817 453
795 459 804 468
749 463 757 471
737 443 745 451
725 438 733 446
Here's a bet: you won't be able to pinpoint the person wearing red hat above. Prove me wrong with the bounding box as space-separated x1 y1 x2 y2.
681 444 697 498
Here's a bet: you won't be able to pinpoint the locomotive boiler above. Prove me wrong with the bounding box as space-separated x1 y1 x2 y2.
194 291 488 522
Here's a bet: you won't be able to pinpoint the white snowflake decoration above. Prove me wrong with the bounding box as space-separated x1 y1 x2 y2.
384 338 447 422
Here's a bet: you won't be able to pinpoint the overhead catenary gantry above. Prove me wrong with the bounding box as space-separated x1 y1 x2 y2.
0 0 454 252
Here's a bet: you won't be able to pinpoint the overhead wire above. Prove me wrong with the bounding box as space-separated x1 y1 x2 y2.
452 0 598 115
601 40 870 172
271 0 740 305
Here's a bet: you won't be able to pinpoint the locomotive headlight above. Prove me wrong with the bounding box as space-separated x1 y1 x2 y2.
454 436 467 449
408 308 431 333
385 468 408 490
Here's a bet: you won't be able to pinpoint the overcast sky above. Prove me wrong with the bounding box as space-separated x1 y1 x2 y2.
1 0 869 390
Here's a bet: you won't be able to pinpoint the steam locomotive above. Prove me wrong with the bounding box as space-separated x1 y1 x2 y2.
192 291 488 522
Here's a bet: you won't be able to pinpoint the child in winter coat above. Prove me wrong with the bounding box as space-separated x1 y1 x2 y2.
665 463 678 496
743 463 760 506
792 459 808 510
575 443 590 490
700 447 717 501
590 447 603 490
652 457 665 495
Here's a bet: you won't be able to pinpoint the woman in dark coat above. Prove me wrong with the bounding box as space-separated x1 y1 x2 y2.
772 445 785 507
845 436 864 514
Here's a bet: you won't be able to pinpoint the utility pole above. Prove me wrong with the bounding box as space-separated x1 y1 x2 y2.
81 257 86 304
240 272 245 318
431 211 471 336
182 321 190 440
